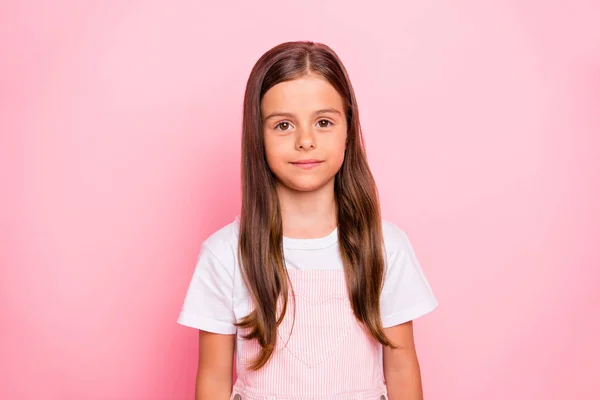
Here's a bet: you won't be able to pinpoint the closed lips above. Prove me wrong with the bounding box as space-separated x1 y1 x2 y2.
291 160 323 164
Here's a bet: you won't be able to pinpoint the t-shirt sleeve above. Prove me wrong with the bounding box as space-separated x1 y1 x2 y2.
380 225 438 328
177 244 237 334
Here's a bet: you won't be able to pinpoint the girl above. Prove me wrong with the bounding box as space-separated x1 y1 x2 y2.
178 41 438 400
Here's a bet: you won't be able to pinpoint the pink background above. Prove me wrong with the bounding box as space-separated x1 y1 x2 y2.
1 1 599 399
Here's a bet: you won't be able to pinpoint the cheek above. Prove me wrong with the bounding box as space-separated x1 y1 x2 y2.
328 131 348 162
263 136 289 168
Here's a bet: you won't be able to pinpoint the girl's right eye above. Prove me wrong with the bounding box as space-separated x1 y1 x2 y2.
275 122 292 131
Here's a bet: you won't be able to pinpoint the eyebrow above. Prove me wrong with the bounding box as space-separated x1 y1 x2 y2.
263 108 342 121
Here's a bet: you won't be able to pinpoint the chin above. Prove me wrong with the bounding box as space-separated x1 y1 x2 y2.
279 176 335 193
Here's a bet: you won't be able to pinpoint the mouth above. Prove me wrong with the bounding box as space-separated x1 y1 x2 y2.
290 159 324 169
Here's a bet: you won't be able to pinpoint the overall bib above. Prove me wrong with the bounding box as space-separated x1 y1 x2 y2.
231 269 388 400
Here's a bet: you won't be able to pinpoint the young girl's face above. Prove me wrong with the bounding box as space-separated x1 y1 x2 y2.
261 73 348 193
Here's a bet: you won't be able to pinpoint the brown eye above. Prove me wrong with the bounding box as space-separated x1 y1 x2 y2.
276 122 291 131
318 120 332 128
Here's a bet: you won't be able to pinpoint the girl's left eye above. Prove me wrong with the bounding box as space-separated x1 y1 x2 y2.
318 120 333 128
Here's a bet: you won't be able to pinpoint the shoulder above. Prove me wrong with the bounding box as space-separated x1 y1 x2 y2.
379 219 438 325
202 215 240 249
199 215 240 275
381 218 412 255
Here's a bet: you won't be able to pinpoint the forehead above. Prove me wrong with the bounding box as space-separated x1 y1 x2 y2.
261 74 344 113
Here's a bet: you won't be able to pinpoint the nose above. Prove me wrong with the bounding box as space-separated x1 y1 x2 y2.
295 126 316 150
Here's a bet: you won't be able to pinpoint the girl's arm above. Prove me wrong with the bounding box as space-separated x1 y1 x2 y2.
382 321 424 400
195 330 236 400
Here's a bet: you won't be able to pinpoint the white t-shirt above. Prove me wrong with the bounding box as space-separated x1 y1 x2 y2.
177 215 438 361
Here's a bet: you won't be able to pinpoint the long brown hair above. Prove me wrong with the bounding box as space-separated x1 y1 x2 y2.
236 41 396 370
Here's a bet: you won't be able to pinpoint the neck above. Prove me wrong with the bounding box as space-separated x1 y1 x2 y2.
275 178 337 239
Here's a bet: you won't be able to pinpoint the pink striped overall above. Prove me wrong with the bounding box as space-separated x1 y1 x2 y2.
231 269 388 400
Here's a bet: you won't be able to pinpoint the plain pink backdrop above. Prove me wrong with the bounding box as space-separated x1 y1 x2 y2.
1 1 599 399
